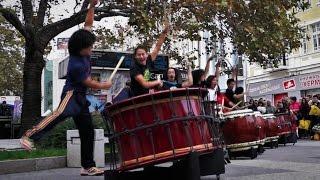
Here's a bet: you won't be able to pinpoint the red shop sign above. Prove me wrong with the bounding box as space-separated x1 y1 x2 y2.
283 79 296 90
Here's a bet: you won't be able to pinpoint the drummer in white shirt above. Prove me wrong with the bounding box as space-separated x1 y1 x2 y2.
205 59 221 102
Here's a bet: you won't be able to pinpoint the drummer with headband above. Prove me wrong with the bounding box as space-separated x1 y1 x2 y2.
20 0 108 176
130 22 169 96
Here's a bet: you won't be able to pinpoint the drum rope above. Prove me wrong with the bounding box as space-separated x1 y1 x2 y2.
196 119 209 150
185 88 194 116
184 88 195 151
168 90 177 118
130 98 143 163
131 98 144 127
150 93 161 122
131 133 141 163
108 115 219 139
146 129 156 160
114 102 129 169
165 124 176 157
100 109 118 170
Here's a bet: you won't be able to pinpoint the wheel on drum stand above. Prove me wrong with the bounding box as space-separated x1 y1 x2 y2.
227 150 235 160
250 147 258 159
258 145 265 154
216 174 221 180
269 142 274 149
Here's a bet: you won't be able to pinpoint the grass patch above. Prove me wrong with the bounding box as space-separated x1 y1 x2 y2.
0 148 67 161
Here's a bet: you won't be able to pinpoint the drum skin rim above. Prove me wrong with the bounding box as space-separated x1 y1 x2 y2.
226 139 266 151
223 109 253 117
107 88 208 112
265 136 279 143
108 95 200 116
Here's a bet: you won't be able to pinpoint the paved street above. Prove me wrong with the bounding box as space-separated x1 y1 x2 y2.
1 140 320 180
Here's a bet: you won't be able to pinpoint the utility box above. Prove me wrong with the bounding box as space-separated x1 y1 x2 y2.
67 129 105 167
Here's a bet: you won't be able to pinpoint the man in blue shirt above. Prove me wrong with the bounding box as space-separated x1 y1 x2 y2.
20 0 110 176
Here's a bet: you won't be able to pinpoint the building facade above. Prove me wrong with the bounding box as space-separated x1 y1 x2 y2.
246 0 320 104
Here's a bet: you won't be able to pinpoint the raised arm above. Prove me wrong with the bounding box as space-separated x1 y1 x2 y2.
83 0 98 31
231 66 237 80
182 65 193 88
150 22 170 61
203 56 213 79
215 59 221 80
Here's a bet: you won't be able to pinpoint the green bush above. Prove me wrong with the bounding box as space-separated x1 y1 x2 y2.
37 114 107 149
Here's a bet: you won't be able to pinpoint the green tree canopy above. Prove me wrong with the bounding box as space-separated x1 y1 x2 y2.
0 16 23 96
0 0 308 130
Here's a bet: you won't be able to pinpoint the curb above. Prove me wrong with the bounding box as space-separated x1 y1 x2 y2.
0 156 66 175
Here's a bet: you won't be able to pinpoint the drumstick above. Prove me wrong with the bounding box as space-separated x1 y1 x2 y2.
109 56 125 81
231 101 242 110
221 97 225 111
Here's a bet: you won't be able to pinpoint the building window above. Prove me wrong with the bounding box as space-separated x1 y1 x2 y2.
300 28 308 54
312 22 320 51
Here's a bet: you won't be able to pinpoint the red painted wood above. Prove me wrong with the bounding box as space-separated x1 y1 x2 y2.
107 88 216 170
222 115 260 145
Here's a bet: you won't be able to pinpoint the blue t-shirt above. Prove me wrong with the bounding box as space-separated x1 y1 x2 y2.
63 55 91 93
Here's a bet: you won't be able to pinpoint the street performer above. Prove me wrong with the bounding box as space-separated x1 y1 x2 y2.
130 22 170 96
20 0 108 176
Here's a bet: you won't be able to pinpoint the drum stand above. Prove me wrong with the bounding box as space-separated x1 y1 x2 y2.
104 148 225 180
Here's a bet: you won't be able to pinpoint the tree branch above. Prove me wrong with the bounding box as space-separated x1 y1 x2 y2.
36 0 48 27
21 0 33 25
0 5 27 37
40 7 131 45
94 11 130 21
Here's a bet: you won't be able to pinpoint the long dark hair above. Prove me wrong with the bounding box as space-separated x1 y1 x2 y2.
206 75 220 93
192 69 205 87
206 75 216 88
165 68 182 83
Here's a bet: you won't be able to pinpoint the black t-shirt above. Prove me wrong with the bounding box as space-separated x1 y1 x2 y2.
225 88 236 104
130 56 154 96
162 81 182 90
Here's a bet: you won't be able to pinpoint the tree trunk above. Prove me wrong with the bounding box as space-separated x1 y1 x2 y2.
20 43 45 134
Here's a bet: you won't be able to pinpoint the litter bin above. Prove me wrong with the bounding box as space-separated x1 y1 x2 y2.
67 129 105 167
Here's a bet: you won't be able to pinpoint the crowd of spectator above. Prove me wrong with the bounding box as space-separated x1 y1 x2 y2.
245 95 320 140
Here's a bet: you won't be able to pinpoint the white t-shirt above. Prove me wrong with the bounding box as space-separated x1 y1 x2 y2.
257 106 267 114
207 86 218 102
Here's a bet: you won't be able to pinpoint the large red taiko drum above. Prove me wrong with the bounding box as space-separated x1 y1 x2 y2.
105 88 221 171
261 114 280 144
222 109 261 152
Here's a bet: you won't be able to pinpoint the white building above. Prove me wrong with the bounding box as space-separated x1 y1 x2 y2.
246 0 320 104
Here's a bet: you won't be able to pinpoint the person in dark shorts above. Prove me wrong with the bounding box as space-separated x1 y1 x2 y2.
20 0 110 176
